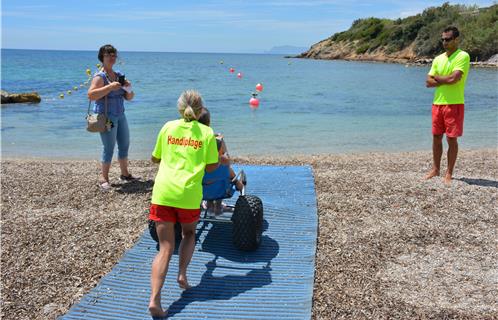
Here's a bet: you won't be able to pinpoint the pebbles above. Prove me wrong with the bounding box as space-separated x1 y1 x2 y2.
1 148 497 319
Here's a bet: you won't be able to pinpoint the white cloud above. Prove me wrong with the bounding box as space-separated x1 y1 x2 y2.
399 9 424 18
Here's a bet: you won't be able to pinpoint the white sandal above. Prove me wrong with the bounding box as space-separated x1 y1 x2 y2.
99 181 111 191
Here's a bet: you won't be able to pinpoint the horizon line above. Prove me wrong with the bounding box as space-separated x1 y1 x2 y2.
1 47 307 55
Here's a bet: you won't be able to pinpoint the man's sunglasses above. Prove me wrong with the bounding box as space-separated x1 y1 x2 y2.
441 37 454 42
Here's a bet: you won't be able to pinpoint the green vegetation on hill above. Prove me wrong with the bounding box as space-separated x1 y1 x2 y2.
329 3 497 61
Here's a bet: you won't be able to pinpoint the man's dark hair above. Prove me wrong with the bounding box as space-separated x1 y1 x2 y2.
98 44 118 62
198 107 210 126
443 26 460 39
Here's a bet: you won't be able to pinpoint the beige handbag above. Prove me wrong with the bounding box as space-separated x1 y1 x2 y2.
86 96 108 133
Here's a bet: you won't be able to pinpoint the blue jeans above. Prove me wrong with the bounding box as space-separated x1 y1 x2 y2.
99 113 130 163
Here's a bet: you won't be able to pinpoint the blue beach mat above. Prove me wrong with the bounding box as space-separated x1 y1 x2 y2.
61 165 318 320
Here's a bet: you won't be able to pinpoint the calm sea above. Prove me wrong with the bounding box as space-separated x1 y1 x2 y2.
1 49 497 159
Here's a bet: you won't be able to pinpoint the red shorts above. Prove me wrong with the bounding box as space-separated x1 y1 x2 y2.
149 204 200 224
432 104 464 137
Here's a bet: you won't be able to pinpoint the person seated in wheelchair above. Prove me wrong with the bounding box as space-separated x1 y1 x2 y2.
198 108 245 215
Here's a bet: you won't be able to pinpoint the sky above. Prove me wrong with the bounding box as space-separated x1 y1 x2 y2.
1 0 496 53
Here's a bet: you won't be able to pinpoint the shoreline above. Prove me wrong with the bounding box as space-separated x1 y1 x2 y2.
1 146 496 162
292 55 498 68
2 148 497 319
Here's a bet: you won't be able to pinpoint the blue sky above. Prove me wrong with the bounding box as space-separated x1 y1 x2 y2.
2 0 495 53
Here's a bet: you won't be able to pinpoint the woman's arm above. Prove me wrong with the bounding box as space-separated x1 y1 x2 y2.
124 91 135 101
123 80 135 101
87 76 122 101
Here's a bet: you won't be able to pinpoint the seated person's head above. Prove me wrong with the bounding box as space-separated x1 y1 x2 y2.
216 137 226 155
198 107 210 127
198 107 226 155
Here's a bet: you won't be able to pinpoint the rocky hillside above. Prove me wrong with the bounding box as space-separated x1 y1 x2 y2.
298 3 497 65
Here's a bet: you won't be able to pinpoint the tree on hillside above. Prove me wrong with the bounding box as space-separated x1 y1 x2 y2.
325 2 498 61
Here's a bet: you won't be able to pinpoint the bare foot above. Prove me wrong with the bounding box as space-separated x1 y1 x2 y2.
148 303 167 318
177 274 191 290
424 169 440 180
444 173 452 185
214 200 223 216
205 200 214 211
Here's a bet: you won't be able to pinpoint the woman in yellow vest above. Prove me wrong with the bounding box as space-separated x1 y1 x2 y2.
148 90 219 318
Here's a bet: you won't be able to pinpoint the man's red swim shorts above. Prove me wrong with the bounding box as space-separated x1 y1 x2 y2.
432 104 464 137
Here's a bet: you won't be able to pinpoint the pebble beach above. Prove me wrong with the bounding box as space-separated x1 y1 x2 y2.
1 148 497 319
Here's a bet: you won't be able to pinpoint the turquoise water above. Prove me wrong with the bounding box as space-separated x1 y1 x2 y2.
1 49 497 159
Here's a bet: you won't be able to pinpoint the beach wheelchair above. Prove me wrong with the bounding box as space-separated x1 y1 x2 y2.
149 165 264 251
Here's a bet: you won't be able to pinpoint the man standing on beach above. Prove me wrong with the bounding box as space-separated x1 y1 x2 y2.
425 26 470 184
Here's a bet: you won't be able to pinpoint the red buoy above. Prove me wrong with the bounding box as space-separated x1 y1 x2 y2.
249 97 259 108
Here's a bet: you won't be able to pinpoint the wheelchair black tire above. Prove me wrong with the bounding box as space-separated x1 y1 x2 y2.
148 219 159 242
148 220 182 251
232 195 263 251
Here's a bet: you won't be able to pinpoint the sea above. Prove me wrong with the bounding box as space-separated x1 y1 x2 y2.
1 49 497 159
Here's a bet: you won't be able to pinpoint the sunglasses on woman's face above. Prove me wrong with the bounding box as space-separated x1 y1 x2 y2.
104 54 118 58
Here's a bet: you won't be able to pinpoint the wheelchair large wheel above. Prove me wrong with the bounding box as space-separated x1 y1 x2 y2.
148 220 182 251
231 195 263 251
148 220 159 242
